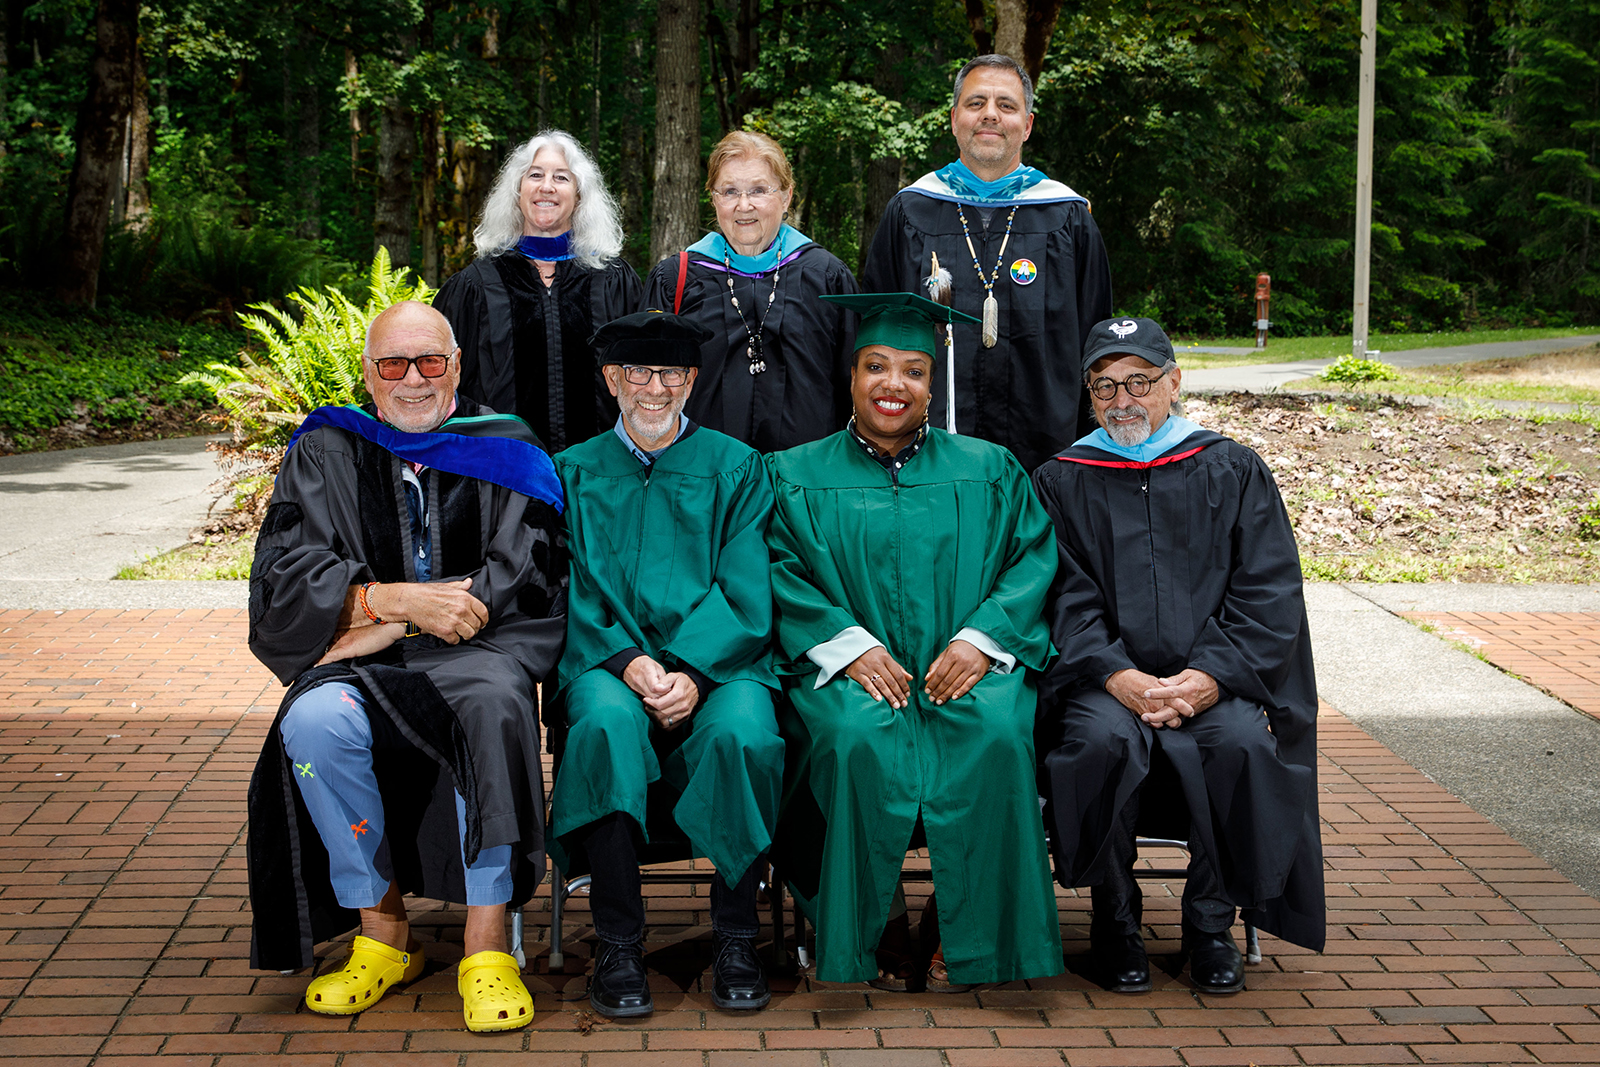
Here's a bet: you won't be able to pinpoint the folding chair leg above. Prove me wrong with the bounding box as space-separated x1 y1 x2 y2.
767 864 788 971
548 862 566 972
793 892 810 970
511 906 525 969
1243 921 1261 964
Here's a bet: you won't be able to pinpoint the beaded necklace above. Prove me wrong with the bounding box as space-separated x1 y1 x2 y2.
724 232 783 375
955 205 1017 348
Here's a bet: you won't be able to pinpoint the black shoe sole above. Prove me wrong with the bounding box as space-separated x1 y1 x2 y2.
589 993 654 1018
1192 975 1245 994
1105 978 1152 993
711 989 771 1011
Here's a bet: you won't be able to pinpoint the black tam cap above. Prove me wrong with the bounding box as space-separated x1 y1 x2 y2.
589 310 714 367
1081 316 1175 375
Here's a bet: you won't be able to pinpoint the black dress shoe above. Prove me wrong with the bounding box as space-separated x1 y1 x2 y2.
711 933 770 1010
590 940 653 1018
1091 928 1150 993
1184 927 1244 994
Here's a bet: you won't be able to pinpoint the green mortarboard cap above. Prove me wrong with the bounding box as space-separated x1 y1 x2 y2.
819 292 981 358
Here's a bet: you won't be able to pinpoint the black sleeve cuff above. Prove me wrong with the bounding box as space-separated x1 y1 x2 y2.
602 647 648 680
678 665 716 710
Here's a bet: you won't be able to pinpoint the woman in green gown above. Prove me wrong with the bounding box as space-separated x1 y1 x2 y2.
767 292 1063 988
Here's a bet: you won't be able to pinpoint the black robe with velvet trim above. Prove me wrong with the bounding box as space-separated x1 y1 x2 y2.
1030 430 1325 951
245 397 567 972
436 252 642 454
642 242 858 453
863 192 1112 472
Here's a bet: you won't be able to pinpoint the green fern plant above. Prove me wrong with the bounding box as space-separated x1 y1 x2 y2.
181 247 433 450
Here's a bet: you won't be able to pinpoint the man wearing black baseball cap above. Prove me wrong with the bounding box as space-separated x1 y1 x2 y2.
1029 315 1325 997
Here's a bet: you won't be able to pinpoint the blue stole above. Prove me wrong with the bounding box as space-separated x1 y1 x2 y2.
1072 415 1203 464
287 404 566 514
516 233 574 262
935 160 1049 203
686 224 813 277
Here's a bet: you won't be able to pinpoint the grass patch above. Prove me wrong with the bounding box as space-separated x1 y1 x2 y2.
1173 325 1599 368
115 539 253 580
1281 345 1600 407
0 304 238 453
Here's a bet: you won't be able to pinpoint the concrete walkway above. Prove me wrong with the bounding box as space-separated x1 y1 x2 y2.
0 436 226 581
1183 333 1600 394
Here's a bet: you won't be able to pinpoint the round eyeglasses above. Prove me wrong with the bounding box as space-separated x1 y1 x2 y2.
1088 369 1169 401
371 354 452 381
620 365 691 387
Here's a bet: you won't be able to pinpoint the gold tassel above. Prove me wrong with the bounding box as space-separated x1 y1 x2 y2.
982 294 998 347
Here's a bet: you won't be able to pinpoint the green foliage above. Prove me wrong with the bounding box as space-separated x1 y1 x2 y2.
181 248 433 449
0 305 236 445
1578 498 1600 541
1320 355 1402 383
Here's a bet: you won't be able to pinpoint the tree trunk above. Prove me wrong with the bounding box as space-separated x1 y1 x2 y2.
650 0 702 264
590 0 602 156
963 0 993 56
618 12 646 267
374 91 416 269
419 109 441 284
283 25 318 239
859 40 906 275
57 0 137 306
991 0 1065 83
124 35 150 227
373 25 417 270
345 46 360 181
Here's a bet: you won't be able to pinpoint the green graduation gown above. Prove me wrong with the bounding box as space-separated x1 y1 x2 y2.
549 424 783 880
766 428 1063 985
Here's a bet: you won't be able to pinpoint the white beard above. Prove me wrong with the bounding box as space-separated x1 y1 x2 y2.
1104 406 1152 447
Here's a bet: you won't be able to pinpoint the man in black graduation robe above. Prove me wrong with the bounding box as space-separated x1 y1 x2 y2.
862 54 1112 471
245 302 566 1032
1031 316 1323 997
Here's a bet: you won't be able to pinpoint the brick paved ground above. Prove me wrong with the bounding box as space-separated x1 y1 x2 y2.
1401 611 1600 722
3 610 1600 1066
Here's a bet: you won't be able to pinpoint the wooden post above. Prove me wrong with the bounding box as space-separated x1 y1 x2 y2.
1254 274 1272 349
1351 0 1377 359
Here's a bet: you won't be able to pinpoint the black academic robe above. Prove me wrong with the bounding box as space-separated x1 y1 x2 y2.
436 252 642 453
244 398 567 972
863 190 1112 472
643 242 858 452
1030 430 1325 951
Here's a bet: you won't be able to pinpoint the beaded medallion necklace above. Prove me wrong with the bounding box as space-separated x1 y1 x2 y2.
724 232 783 375
955 205 1017 348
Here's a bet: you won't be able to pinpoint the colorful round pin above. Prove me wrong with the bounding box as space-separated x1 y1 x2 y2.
1009 258 1037 285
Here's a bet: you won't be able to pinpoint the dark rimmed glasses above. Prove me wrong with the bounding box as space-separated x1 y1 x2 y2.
620 365 691 387
370 353 452 381
1088 369 1169 401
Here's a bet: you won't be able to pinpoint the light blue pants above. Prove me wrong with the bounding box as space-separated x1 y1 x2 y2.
281 681 513 909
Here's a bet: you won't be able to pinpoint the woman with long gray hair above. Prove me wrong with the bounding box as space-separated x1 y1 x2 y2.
436 130 642 453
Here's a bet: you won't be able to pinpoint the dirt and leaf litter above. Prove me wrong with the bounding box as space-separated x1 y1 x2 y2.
1184 392 1600 582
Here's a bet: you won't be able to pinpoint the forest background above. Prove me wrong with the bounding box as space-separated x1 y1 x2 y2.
2 0 1597 338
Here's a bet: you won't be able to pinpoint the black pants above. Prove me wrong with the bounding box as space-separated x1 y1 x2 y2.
580 812 761 945
1090 782 1236 937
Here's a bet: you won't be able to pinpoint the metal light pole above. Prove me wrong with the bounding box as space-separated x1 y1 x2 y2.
1351 0 1377 359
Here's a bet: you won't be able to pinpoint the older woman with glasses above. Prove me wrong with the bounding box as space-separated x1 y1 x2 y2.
643 130 859 453
436 130 642 454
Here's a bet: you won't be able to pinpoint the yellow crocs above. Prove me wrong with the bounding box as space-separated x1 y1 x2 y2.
458 950 534 1032
305 935 424 1015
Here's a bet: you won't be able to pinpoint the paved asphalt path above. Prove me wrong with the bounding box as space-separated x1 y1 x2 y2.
0 435 225 580
1182 332 1600 393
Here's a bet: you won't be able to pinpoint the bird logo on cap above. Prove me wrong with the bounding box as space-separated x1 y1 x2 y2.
1109 319 1139 339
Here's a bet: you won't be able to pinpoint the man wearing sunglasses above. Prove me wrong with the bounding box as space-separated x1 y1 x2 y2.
1030 316 1325 996
245 301 567 1033
547 311 784 1017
